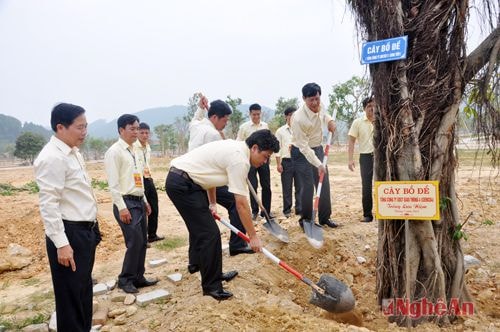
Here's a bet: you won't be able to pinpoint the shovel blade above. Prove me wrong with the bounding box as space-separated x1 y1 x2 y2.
262 219 289 243
303 220 324 249
309 275 355 313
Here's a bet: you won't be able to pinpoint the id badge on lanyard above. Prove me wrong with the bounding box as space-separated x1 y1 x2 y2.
134 172 143 188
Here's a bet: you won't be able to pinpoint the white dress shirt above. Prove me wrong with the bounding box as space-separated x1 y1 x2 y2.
104 138 146 211
290 103 332 167
236 120 268 141
171 140 250 197
188 107 223 151
34 136 97 248
275 124 293 159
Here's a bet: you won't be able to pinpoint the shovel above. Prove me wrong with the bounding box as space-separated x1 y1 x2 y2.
212 212 355 313
246 178 289 243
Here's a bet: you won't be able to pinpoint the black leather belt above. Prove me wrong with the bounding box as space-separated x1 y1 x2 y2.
169 166 192 181
63 220 97 229
123 194 144 201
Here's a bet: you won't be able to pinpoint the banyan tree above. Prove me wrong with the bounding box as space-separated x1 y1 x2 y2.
347 0 499 326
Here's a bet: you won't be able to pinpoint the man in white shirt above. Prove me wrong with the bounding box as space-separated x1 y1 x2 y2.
166 129 279 300
104 114 156 294
275 106 302 218
188 95 252 264
237 104 272 220
135 122 164 242
290 83 338 229
34 103 101 331
348 96 375 222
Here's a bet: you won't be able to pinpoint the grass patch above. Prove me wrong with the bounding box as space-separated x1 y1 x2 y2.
482 219 494 226
0 313 49 330
0 181 39 196
154 236 186 251
91 178 108 190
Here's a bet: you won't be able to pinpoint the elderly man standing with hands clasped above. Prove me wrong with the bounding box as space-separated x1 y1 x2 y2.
290 82 339 230
34 103 101 331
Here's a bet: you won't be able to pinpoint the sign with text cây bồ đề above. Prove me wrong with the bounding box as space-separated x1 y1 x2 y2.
361 36 408 64
374 181 440 220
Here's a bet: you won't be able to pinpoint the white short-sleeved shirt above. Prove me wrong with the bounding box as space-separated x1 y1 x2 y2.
348 115 374 154
236 120 268 141
170 140 250 197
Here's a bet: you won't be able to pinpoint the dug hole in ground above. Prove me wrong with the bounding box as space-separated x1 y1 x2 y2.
0 150 498 331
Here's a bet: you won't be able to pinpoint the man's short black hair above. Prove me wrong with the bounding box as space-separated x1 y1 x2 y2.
117 114 140 133
245 129 280 153
139 122 150 130
249 103 262 112
50 103 86 132
302 83 321 98
362 95 374 109
208 100 232 118
284 106 296 116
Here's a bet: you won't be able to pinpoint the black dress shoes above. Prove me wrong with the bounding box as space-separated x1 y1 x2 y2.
119 284 139 294
229 246 255 256
134 278 158 288
220 270 238 282
320 219 339 228
188 264 200 274
203 289 233 301
148 235 165 243
361 216 373 222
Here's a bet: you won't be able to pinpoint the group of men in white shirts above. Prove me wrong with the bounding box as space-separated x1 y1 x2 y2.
35 82 361 330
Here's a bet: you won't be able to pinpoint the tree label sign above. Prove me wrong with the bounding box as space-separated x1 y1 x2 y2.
361 36 408 64
374 181 440 220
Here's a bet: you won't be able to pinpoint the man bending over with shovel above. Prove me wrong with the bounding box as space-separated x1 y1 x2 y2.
166 129 280 300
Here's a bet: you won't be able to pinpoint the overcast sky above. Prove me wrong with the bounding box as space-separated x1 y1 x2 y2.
0 0 488 126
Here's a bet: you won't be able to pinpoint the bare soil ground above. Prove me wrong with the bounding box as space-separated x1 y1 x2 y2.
0 151 498 331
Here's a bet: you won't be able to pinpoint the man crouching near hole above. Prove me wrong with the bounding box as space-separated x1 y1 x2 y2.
166 129 280 300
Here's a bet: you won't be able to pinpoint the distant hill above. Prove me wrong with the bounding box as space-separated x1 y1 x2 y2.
0 114 52 153
88 104 274 139
0 103 275 145
87 105 188 139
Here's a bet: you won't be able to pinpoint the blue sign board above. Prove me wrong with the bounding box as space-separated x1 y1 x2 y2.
361 36 408 64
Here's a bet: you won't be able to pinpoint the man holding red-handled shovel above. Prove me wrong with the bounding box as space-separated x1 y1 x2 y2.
165 129 280 300
290 82 339 231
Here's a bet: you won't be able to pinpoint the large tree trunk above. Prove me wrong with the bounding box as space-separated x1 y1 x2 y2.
348 0 499 327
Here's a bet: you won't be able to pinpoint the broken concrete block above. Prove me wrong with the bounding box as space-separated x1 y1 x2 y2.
105 279 117 290
111 293 127 302
148 258 168 268
93 283 108 296
167 273 182 283
136 289 171 306
48 312 56 331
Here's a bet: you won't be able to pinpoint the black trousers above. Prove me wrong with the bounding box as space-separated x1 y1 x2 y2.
165 171 223 293
280 158 302 215
143 177 159 238
215 186 247 250
291 145 331 223
248 162 271 215
359 153 374 218
46 221 100 332
113 198 148 287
